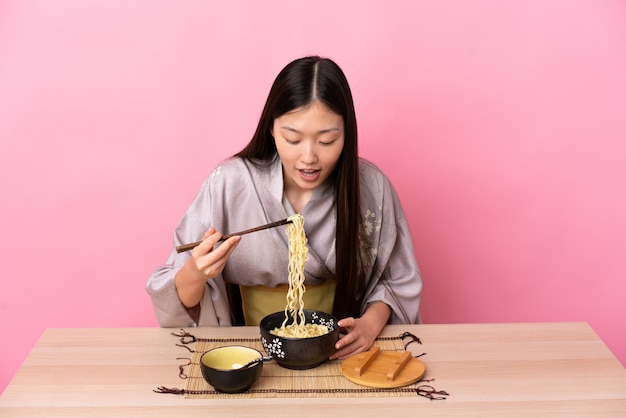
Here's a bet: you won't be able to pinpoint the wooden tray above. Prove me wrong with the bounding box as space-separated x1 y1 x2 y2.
341 346 425 388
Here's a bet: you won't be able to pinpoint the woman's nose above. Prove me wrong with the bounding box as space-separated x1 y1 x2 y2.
300 142 318 164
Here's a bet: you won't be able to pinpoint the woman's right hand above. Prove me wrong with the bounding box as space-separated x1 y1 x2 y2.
174 227 241 307
187 227 241 280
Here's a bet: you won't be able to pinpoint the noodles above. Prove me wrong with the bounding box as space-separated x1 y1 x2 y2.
270 214 329 338
283 213 308 329
271 323 329 338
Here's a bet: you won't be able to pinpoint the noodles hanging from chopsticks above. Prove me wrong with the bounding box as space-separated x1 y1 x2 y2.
270 214 329 338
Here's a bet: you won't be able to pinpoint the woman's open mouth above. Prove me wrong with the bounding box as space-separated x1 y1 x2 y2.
298 169 321 182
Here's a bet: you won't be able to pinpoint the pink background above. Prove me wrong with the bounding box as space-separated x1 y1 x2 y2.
1 0 625 393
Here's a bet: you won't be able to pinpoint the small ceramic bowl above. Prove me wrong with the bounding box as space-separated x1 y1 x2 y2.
259 310 340 370
200 346 263 393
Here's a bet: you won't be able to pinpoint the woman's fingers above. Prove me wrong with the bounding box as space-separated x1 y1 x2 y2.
330 316 381 360
193 227 220 256
193 234 241 278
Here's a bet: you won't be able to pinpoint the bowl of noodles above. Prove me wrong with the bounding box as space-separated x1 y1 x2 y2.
259 309 340 369
258 214 340 369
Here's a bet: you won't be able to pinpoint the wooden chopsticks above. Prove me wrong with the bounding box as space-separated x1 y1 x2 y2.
175 218 292 253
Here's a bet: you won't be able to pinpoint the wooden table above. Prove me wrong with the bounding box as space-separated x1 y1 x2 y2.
0 323 625 417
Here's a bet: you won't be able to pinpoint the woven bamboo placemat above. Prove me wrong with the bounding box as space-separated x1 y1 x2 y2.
166 332 445 399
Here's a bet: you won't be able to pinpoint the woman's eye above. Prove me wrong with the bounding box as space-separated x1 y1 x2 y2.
285 138 300 144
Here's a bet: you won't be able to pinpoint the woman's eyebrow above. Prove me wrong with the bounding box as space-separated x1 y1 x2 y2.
279 126 341 134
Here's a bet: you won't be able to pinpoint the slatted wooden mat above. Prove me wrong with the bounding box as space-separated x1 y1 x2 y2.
181 335 428 398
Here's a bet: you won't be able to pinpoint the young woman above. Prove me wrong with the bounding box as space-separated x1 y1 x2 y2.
146 56 422 360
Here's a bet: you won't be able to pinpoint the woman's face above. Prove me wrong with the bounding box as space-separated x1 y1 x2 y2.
272 101 344 201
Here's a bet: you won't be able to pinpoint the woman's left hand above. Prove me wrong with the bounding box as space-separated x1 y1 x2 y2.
329 302 391 360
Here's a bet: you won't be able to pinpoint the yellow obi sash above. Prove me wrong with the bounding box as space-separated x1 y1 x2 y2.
240 279 336 326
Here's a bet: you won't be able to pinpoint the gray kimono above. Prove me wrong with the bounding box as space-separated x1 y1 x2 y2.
146 157 422 327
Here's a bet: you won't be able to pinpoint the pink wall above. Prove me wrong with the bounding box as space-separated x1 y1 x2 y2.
1 0 625 393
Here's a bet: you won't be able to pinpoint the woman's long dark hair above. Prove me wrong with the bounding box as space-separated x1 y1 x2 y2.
235 56 363 319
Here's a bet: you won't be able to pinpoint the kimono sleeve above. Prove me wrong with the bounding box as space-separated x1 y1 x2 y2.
360 166 423 324
145 175 233 327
